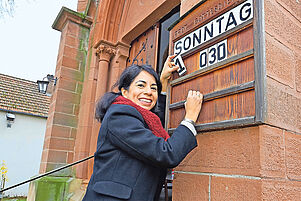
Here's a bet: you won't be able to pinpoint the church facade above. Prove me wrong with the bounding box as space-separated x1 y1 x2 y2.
28 0 301 200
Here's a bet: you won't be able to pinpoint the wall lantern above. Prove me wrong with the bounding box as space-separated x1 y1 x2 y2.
6 113 15 128
37 74 57 95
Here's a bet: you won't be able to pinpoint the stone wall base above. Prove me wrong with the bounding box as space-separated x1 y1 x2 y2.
27 176 85 201
172 125 301 200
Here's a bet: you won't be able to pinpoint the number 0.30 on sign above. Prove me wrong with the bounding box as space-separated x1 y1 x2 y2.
199 39 227 69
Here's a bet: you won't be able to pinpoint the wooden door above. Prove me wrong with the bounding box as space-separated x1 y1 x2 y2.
127 24 159 70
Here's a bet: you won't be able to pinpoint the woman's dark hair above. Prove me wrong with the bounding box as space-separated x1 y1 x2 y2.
95 64 162 122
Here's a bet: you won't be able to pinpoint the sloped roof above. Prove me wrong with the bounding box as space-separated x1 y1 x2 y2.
0 73 50 117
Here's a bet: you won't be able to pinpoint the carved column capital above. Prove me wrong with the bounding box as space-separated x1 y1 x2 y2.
96 44 117 62
115 41 130 59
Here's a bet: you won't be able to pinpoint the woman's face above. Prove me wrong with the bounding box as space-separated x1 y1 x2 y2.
122 70 158 110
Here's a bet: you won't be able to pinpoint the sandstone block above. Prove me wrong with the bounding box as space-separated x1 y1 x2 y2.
39 162 47 173
57 78 77 92
180 0 202 16
54 101 75 115
59 67 84 82
285 131 301 180
53 112 78 128
67 152 74 164
266 79 300 133
46 137 75 152
265 34 294 87
65 35 79 48
259 125 285 178
296 55 301 92
47 150 68 163
211 176 262 200
176 127 260 176
172 173 209 201
63 46 79 60
262 179 301 200
51 124 72 138
56 89 81 105
41 150 49 163
265 0 301 52
70 128 77 139
276 0 301 21
62 56 79 70
66 21 80 38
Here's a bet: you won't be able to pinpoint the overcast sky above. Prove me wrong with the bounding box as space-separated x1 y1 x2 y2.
0 0 78 82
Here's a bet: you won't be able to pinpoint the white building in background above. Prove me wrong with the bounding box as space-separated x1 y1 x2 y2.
0 73 50 197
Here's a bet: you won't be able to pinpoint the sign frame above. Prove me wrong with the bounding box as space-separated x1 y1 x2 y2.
166 0 266 133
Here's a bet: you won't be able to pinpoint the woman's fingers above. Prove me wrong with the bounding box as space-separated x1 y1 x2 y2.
168 54 177 61
168 61 175 68
185 90 203 122
161 55 179 80
160 55 180 92
187 90 203 100
167 61 179 70
166 54 178 69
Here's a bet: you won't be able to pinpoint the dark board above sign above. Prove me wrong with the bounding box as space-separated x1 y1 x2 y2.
167 0 266 132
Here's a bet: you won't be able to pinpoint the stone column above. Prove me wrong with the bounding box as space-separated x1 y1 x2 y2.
86 42 117 178
73 41 129 183
95 44 117 99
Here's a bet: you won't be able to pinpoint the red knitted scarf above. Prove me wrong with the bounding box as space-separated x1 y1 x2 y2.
112 96 170 141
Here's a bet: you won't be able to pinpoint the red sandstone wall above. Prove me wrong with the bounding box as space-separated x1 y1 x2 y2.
265 0 301 133
173 127 261 200
118 0 179 43
180 0 204 15
173 126 301 200
77 0 89 13
171 0 301 200
263 0 301 198
40 8 92 175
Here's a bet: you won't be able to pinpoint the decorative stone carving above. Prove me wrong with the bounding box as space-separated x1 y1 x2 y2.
95 44 117 62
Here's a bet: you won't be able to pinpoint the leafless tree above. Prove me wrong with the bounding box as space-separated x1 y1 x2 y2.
0 0 15 18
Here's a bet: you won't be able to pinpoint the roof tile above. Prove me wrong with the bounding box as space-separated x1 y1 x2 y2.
0 73 50 117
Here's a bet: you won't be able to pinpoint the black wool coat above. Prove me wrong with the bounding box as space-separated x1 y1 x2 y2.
82 99 197 201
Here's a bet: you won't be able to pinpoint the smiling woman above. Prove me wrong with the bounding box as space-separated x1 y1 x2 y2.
95 64 163 122
121 71 158 111
85 62 203 201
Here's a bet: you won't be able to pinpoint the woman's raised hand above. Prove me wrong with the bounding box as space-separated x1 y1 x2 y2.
184 90 203 122
160 55 179 92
